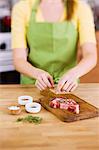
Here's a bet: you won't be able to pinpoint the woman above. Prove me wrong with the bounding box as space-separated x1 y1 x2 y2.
11 0 97 92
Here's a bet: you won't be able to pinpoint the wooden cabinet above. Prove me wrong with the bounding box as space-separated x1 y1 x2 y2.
80 31 99 83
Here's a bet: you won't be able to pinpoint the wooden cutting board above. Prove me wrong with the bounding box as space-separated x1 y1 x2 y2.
40 89 99 122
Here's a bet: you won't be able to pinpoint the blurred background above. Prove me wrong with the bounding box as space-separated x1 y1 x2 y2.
0 0 99 84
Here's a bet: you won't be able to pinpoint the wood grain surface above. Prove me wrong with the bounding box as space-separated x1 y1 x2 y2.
0 84 99 150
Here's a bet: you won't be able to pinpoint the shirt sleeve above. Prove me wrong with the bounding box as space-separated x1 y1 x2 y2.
78 2 96 46
11 1 27 49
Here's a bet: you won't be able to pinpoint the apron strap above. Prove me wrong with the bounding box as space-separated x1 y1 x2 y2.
30 0 41 22
32 0 41 12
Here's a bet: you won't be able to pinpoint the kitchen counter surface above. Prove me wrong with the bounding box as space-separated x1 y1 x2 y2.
0 84 99 150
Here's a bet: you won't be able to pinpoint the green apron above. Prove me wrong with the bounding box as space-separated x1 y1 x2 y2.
21 0 78 84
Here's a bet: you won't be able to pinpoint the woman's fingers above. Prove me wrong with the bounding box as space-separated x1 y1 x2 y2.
42 74 54 88
48 75 54 87
36 73 54 91
35 69 54 91
57 76 78 92
63 81 78 92
57 75 70 92
70 83 78 92
62 80 71 92
35 81 45 91
37 77 47 88
57 79 67 92
42 75 52 87
36 72 78 92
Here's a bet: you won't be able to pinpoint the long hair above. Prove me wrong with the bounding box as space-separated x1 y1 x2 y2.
64 0 77 20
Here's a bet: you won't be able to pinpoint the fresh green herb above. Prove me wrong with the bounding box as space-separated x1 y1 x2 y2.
16 118 23 122
16 115 42 124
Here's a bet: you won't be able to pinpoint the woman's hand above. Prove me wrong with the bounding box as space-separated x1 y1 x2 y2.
35 68 54 91
56 70 78 92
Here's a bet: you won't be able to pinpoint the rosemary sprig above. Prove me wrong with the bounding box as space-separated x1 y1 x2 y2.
16 115 42 124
